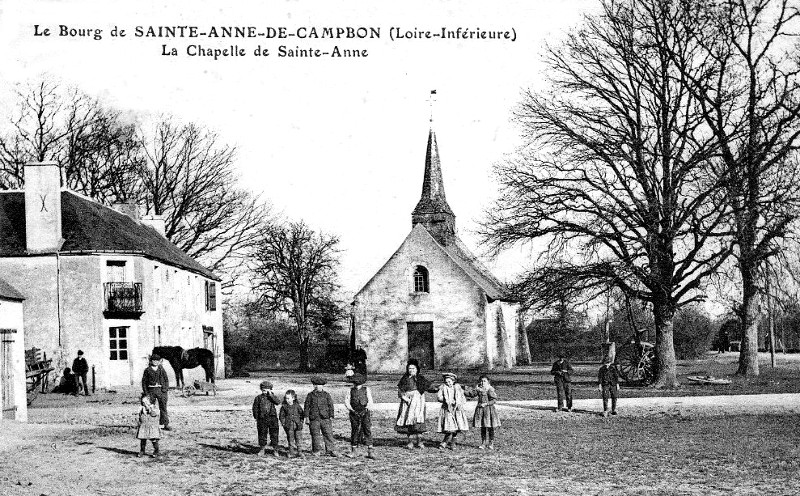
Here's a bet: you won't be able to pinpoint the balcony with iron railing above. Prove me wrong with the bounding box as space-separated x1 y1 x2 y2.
103 282 144 318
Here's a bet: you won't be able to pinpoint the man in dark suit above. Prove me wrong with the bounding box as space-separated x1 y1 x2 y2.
551 354 574 412
598 360 620 416
72 350 90 396
142 354 171 430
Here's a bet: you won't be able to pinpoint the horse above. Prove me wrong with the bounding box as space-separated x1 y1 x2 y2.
151 346 215 389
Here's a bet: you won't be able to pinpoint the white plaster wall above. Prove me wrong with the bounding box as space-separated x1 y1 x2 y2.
354 225 488 373
0 298 27 422
0 254 224 388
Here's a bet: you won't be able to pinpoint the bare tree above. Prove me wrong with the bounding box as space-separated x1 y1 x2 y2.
0 79 141 202
482 0 731 387
673 0 800 377
251 220 341 371
136 118 269 279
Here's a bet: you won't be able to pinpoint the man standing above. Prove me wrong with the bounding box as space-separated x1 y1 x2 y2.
142 354 171 430
550 354 574 412
597 360 620 417
72 350 90 396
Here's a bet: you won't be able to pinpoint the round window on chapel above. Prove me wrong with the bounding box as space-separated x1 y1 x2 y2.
413 266 429 293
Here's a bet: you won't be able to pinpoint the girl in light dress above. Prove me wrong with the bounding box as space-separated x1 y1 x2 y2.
436 372 470 450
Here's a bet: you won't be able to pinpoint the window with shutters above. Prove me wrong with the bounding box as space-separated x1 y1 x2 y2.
205 281 217 311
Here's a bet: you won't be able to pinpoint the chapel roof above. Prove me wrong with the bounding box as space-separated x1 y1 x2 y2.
0 190 218 280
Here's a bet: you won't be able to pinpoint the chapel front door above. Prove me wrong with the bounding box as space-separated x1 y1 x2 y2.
407 322 434 371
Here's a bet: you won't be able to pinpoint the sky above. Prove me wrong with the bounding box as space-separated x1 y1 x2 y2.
0 0 597 300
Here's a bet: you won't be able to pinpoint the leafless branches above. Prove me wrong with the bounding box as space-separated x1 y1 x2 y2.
0 78 271 287
674 0 800 376
250 220 341 370
483 0 735 387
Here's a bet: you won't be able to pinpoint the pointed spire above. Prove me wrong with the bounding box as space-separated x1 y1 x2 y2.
415 129 452 211
412 97 456 244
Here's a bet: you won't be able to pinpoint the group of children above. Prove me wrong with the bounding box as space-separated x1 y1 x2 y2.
134 357 621 458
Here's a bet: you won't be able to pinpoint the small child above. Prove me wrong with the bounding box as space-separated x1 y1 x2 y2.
598 361 620 417
279 390 306 458
344 363 355 380
465 374 501 449
344 373 375 459
252 380 281 457
304 376 338 457
136 392 161 458
436 372 469 450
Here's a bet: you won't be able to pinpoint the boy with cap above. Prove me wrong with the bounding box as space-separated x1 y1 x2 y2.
344 373 375 459
141 354 170 430
597 360 620 417
253 380 282 457
304 376 338 457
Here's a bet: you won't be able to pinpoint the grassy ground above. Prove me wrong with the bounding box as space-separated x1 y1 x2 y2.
3 410 799 495
247 351 800 403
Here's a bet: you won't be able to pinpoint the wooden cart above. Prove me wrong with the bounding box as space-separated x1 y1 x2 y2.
25 347 54 405
182 379 217 397
616 329 656 385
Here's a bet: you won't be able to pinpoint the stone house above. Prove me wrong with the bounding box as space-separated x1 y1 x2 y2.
352 128 530 373
0 277 27 422
0 162 224 388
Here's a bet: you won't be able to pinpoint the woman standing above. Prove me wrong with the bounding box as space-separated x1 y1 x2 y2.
395 359 435 449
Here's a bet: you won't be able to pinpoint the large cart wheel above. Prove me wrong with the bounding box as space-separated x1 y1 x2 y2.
617 341 656 384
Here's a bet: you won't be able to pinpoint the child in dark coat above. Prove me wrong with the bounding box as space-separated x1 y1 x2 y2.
598 361 620 417
279 390 305 458
253 380 281 456
304 376 338 457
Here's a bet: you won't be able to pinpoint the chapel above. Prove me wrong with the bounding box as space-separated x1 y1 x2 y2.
351 119 530 372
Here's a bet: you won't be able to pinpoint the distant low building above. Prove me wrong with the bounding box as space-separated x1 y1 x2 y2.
0 277 27 422
352 126 530 372
0 162 224 388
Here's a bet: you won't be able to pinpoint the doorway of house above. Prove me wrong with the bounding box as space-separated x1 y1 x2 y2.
407 322 434 370
1 329 16 420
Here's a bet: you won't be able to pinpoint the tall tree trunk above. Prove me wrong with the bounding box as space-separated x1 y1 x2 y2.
298 335 311 372
652 301 679 388
736 267 760 376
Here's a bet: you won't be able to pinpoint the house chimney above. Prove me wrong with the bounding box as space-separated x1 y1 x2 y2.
141 214 166 237
24 162 63 253
112 202 140 221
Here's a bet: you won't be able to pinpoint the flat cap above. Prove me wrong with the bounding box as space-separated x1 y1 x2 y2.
150 354 161 361
259 381 273 390
311 376 327 385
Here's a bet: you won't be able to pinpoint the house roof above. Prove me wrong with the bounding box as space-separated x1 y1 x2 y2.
353 223 515 302
0 190 218 280
0 277 24 301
